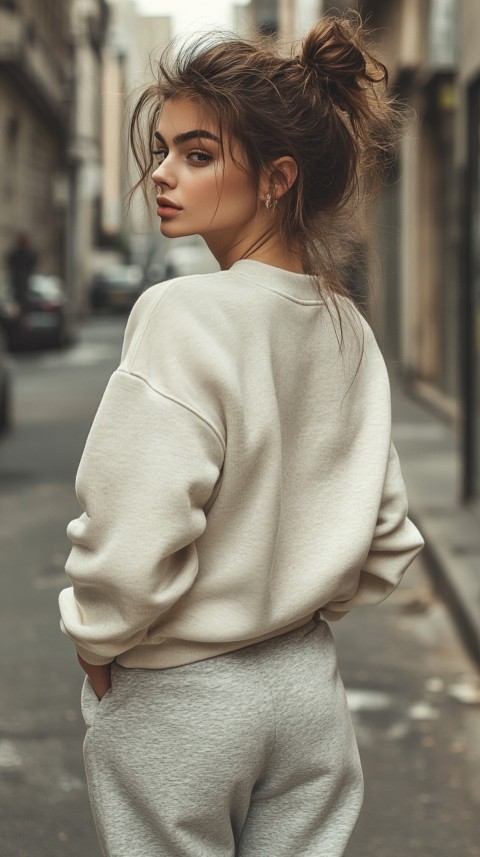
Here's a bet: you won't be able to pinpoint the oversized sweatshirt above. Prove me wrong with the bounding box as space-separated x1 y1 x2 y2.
59 259 424 668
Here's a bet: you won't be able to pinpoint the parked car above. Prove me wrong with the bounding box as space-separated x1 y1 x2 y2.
163 237 220 279
142 255 168 289
1 274 71 350
0 326 12 435
90 264 144 311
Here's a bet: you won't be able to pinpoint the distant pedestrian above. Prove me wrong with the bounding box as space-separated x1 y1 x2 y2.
59 15 424 857
6 232 37 311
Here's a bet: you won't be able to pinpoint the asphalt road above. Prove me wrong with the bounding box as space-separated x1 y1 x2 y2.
1 314 479 857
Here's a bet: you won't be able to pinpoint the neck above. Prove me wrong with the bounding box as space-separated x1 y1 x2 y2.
204 227 305 275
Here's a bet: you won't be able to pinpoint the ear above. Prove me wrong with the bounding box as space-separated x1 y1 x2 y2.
265 156 298 201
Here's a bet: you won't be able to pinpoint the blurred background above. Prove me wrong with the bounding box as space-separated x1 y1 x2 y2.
0 1 480 855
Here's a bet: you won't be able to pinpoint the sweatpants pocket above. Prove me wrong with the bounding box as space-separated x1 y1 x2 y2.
81 675 113 728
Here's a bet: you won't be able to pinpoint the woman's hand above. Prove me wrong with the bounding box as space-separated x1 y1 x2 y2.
77 654 112 700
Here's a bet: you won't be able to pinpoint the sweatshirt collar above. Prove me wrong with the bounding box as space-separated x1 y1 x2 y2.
229 259 325 304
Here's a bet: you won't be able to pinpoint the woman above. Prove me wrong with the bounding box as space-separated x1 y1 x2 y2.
59 16 423 857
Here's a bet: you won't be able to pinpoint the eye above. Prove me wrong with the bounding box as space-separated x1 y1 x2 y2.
188 150 213 165
152 149 167 164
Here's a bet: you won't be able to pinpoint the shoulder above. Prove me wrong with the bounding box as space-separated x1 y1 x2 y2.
329 294 380 347
131 269 238 323
326 294 389 388
142 269 234 305
121 271 235 361
117 271 237 437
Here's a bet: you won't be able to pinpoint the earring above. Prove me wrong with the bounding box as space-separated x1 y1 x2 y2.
264 192 277 212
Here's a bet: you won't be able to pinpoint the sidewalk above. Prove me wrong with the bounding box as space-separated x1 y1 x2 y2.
390 373 480 666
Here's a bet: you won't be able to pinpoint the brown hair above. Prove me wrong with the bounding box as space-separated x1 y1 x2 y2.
129 14 400 316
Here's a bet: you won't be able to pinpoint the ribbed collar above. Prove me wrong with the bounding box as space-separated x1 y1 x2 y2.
229 259 325 304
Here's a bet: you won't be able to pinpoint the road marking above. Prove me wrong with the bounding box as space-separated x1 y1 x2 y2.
58 773 84 793
15 342 120 370
447 679 480 704
0 740 23 769
385 720 411 740
407 701 441 720
62 343 120 366
393 422 450 441
345 688 393 712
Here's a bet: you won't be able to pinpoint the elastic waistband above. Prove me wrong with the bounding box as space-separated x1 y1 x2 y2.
113 617 329 681
116 613 324 670
201 618 328 673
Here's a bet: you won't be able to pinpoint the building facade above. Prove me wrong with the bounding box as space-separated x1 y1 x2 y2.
247 0 279 35
67 0 109 313
0 0 71 283
248 0 323 37
0 0 109 315
456 0 480 499
327 0 458 408
101 0 171 274
336 0 480 507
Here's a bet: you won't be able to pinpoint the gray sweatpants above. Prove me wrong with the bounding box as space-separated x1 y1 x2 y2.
81 618 363 857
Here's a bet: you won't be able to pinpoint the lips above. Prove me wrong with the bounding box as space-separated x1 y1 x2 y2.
157 196 180 211
156 197 182 219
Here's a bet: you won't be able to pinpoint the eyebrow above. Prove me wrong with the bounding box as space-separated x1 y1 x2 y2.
154 129 221 146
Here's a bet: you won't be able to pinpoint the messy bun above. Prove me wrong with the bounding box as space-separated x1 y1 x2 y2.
294 16 395 214
300 17 384 115
130 14 401 313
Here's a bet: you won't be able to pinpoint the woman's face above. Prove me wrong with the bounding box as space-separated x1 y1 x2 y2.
152 98 266 265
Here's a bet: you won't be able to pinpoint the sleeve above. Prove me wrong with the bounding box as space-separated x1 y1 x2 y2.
58 369 225 664
322 441 424 621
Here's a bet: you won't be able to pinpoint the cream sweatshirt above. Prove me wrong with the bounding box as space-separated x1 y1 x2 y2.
59 260 424 668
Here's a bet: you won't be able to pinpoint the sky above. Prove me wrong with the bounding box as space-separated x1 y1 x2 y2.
136 0 250 35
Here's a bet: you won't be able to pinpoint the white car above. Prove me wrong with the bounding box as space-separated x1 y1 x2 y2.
164 237 220 279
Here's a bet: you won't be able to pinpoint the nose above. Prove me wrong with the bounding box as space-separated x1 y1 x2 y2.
152 161 176 189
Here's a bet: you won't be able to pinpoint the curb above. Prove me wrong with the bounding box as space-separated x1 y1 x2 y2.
409 505 480 668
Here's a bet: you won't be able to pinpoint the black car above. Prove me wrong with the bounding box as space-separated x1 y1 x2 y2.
0 326 12 435
2 274 72 350
90 264 144 312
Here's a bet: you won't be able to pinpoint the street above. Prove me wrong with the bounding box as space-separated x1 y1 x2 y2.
0 315 479 857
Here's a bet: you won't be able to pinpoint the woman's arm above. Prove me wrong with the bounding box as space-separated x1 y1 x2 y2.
322 441 424 620
59 369 225 665
77 654 111 700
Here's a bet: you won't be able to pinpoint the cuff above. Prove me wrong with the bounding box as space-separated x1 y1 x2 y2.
75 645 114 666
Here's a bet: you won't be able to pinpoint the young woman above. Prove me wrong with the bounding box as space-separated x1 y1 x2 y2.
59 16 423 857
